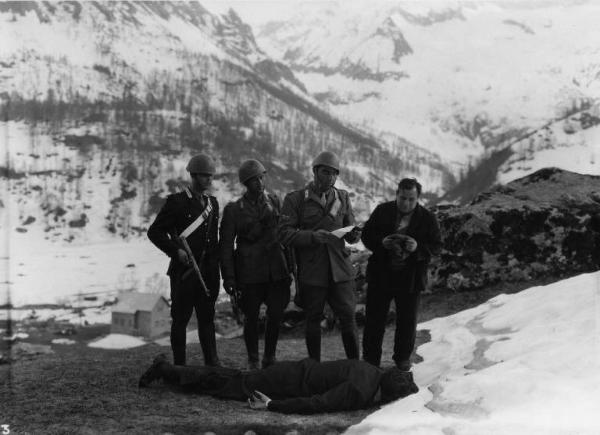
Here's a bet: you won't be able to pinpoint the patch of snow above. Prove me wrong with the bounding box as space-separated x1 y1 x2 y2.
348 271 600 435
52 338 76 345
88 333 147 349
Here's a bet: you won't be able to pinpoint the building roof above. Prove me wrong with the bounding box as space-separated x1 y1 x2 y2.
112 292 169 314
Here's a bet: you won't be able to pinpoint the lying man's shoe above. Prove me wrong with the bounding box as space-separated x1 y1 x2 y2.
139 353 168 388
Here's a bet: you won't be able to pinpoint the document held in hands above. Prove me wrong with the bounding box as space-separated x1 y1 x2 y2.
331 226 357 238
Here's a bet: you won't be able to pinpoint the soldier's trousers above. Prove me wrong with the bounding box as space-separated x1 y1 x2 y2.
362 283 421 368
301 280 359 361
170 275 218 366
241 279 291 364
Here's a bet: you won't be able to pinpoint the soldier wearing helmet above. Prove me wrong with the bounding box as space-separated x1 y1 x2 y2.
220 159 291 369
148 154 221 366
278 151 362 361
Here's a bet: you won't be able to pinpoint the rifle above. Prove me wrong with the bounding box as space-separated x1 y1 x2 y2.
283 244 302 308
179 236 211 298
229 287 244 325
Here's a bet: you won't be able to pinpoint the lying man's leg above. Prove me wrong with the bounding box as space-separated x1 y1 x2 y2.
139 354 242 393
139 354 173 387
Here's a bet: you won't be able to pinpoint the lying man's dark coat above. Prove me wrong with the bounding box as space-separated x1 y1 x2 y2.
175 358 417 414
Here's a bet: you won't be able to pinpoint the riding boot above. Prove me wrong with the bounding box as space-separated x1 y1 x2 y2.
199 324 220 366
172 346 186 366
306 331 321 362
341 330 360 360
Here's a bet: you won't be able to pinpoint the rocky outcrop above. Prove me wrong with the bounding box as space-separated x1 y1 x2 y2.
431 168 600 291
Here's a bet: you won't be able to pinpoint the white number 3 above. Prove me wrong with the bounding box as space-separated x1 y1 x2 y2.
1 425 9 434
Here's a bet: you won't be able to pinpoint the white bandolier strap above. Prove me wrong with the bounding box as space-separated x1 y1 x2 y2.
180 196 213 238
329 189 341 217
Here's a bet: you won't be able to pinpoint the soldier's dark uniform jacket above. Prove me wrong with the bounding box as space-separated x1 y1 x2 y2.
147 189 220 293
279 183 356 286
220 193 288 284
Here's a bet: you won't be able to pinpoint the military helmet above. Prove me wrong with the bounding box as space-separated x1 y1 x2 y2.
312 151 340 172
186 154 215 175
238 159 266 184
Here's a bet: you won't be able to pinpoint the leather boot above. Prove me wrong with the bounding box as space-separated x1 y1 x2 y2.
306 331 321 362
199 324 220 366
342 331 359 360
263 318 280 368
172 346 186 366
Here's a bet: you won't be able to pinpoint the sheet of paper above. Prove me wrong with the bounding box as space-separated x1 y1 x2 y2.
331 225 356 238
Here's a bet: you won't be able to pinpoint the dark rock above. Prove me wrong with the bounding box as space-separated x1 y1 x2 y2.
358 168 600 293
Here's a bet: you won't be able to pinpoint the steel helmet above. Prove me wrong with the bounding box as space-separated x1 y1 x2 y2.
238 159 266 184
312 151 340 172
186 154 215 175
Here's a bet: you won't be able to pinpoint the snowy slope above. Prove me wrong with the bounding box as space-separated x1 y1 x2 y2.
498 103 600 184
0 1 269 100
0 2 453 307
348 271 600 435
250 1 600 167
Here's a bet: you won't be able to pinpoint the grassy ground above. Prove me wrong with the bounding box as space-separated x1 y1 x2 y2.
0 276 559 434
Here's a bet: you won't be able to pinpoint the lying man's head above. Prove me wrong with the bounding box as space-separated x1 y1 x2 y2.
379 367 419 404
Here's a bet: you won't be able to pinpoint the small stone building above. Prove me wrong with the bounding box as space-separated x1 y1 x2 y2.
111 292 170 338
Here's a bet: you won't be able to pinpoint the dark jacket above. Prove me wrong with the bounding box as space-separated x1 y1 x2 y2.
177 358 418 414
220 192 289 284
278 184 356 286
361 202 441 293
147 190 220 293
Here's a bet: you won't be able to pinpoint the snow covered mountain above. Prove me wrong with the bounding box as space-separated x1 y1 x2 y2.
0 1 454 306
251 0 600 172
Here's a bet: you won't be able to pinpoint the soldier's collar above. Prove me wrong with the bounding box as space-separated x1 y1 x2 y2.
185 186 207 201
243 191 268 204
307 182 332 196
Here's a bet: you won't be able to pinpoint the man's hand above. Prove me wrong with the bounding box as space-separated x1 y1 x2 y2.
344 227 362 244
404 236 418 252
176 248 191 266
223 280 236 296
248 390 271 410
313 229 339 245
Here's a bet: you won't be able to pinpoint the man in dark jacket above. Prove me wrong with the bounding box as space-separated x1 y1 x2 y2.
361 178 442 371
278 151 362 361
147 154 220 366
139 354 419 414
220 159 291 369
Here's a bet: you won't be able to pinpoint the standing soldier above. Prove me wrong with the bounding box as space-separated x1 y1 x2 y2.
279 151 362 361
147 154 220 366
361 178 442 371
220 159 291 369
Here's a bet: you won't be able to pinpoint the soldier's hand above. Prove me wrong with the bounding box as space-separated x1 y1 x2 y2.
404 236 418 252
344 227 362 244
313 229 337 245
176 248 191 265
223 280 236 295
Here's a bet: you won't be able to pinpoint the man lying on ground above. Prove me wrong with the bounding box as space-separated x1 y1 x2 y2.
139 354 418 414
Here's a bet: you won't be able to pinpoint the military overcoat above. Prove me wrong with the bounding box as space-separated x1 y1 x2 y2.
220 193 289 285
279 183 356 287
